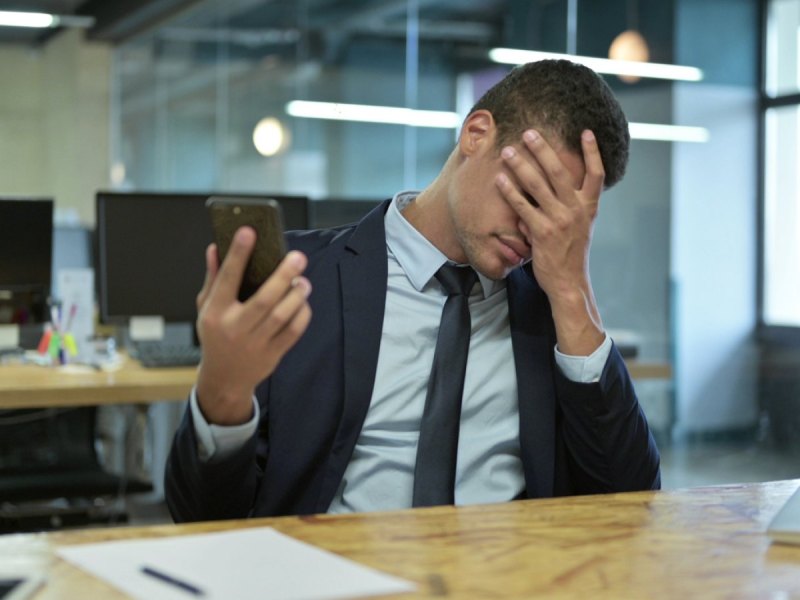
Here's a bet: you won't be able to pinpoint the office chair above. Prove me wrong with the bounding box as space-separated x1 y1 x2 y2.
0 406 153 533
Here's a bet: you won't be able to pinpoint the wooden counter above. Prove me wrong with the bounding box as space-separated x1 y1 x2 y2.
3 480 798 598
0 356 668 410
0 355 195 409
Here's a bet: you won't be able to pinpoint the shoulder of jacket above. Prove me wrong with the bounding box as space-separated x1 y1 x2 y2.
287 223 357 252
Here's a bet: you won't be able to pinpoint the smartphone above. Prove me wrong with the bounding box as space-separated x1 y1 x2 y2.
0 575 45 600
206 196 287 301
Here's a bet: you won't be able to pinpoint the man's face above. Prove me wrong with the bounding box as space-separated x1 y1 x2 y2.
448 134 586 280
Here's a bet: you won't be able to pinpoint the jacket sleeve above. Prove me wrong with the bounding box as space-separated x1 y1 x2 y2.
553 341 662 494
164 400 266 523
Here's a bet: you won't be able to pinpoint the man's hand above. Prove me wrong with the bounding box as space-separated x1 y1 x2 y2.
195 227 312 425
495 129 605 356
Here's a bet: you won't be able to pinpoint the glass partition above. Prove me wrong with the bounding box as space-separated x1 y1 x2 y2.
106 0 799 495
765 0 800 97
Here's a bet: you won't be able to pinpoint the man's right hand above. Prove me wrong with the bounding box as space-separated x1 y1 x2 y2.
195 226 312 426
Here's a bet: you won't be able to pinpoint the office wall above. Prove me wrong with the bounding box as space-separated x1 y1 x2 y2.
671 0 759 434
592 85 674 433
672 83 759 433
0 44 44 198
0 30 111 225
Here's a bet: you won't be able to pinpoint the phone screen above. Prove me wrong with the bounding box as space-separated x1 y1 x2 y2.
207 197 287 301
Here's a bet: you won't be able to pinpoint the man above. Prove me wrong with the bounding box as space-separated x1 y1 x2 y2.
166 59 661 522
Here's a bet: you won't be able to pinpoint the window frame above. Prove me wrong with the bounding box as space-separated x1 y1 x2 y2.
758 0 800 341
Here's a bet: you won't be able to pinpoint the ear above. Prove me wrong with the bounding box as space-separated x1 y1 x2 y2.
458 110 496 157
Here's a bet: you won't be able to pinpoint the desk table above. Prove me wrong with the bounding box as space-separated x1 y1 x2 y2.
3 479 798 598
0 355 196 409
0 357 668 410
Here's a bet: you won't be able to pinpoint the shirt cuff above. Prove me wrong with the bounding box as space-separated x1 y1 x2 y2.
554 333 612 383
189 387 260 461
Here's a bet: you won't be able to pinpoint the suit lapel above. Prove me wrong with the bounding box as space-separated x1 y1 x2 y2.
507 267 556 498
316 201 390 510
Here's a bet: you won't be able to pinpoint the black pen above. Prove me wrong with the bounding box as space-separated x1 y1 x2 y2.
141 565 205 596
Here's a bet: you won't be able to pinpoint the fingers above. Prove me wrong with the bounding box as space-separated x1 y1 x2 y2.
500 144 559 213
196 243 220 311
580 130 605 197
237 251 309 332
522 130 579 202
256 295 312 358
500 128 606 219
207 226 257 306
495 173 541 230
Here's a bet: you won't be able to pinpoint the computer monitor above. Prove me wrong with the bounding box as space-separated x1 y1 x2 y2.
0 197 53 325
95 191 309 326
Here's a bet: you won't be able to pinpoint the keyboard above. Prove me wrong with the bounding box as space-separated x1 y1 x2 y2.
133 343 202 368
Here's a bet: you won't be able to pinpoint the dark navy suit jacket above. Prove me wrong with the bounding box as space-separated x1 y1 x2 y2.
165 200 661 522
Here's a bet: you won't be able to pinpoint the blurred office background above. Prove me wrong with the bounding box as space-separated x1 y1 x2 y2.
0 0 798 527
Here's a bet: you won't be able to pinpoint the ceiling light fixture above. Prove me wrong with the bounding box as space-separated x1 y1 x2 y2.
0 10 55 28
253 117 291 157
608 31 649 81
488 48 703 82
286 100 708 142
628 123 710 143
0 10 95 29
608 0 650 83
285 100 461 129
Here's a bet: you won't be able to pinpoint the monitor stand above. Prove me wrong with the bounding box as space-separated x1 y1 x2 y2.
124 319 197 349
129 316 165 343
0 323 19 349
0 323 45 352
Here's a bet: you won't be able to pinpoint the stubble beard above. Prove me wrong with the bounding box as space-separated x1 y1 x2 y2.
455 227 515 281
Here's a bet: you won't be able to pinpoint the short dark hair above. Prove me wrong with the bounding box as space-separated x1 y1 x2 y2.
469 59 630 188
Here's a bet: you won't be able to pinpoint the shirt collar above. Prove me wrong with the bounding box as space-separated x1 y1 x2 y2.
385 191 504 298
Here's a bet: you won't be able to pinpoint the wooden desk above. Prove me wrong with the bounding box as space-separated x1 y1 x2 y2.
4 480 798 598
627 360 671 379
0 356 669 410
0 355 196 409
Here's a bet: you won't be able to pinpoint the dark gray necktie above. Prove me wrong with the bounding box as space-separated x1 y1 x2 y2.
412 264 478 507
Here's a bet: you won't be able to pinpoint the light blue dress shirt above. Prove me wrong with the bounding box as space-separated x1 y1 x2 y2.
190 191 612 512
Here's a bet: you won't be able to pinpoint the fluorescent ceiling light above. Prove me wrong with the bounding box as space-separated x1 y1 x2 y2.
629 123 709 143
285 100 460 129
0 10 56 28
0 11 94 29
489 48 703 82
286 100 708 142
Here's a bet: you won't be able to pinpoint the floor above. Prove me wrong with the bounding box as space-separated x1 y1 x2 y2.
660 438 800 490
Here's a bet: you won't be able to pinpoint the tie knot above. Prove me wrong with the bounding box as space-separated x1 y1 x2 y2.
435 264 477 297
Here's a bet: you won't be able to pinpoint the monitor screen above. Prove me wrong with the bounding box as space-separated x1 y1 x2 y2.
0 197 53 289
96 192 309 324
0 197 53 325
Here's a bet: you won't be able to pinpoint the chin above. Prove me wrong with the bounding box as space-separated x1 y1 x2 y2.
472 257 514 281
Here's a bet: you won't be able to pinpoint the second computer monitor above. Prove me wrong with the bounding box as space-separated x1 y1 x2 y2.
95 191 309 325
0 197 53 325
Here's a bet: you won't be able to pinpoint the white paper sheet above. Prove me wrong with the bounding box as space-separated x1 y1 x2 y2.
57 526 416 600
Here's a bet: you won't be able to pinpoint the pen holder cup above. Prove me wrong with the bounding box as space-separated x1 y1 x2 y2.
37 325 78 365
